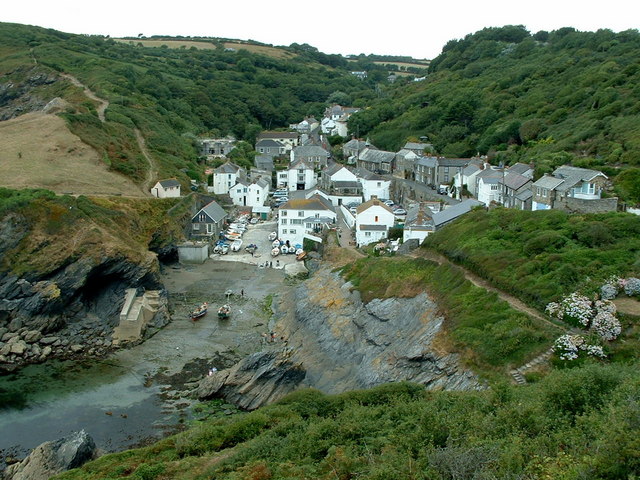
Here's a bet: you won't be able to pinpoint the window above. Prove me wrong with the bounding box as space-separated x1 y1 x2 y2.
542 188 548 197
375 215 379 222
298 211 305 217
491 185 499 190
192 224 200 230
281 219 287 224
228 174 232 179
377 182 381 187
282 229 287 234
281 211 287 216
236 189 242 193
291 219 302 225
290 229 296 234
365 232 371 237
315 213 320 218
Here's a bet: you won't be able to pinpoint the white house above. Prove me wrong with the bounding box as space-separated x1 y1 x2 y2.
229 178 270 208
355 197 395 247
454 163 482 197
355 168 391 201
151 179 181 198
287 158 317 192
211 162 243 195
476 168 504 206
257 132 299 148
277 195 336 247
403 203 435 244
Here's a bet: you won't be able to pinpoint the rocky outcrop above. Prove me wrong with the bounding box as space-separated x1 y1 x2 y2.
279 268 483 393
2 430 97 480
197 351 306 410
197 266 483 411
0 69 58 121
0 212 165 372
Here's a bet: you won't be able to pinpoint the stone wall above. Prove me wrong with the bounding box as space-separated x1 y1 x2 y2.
555 196 618 214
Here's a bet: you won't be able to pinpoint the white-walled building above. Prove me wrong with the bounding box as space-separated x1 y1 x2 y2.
211 162 243 195
151 179 181 198
454 163 482 197
403 203 436 245
476 168 504 206
355 168 391 201
229 178 270 208
277 195 336 247
287 158 317 192
355 197 395 247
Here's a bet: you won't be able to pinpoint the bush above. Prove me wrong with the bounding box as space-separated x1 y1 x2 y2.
524 231 568 254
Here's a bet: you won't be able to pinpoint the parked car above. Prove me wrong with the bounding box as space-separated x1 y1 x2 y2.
272 189 288 197
393 208 407 216
383 200 394 207
349 206 357 214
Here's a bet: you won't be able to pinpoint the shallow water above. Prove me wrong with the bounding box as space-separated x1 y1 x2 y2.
0 357 178 463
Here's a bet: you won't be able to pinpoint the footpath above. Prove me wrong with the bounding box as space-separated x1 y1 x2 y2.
410 248 565 385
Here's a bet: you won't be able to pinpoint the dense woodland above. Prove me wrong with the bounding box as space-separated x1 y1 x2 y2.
348 26 640 203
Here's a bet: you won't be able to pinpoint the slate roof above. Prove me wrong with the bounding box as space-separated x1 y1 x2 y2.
477 168 503 184
503 172 531 191
193 201 226 223
416 156 438 168
462 164 481 176
280 194 335 212
359 148 396 164
508 163 533 176
324 162 345 176
516 189 533 201
356 197 394 215
293 145 330 157
437 158 470 168
158 179 180 188
344 139 373 151
354 167 385 181
552 166 607 192
405 204 435 229
214 162 240 174
358 224 387 231
403 142 431 152
255 178 270 189
532 175 565 190
432 199 483 228
256 139 285 148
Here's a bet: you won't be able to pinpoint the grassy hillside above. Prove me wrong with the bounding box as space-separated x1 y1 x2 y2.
423 208 640 309
55 363 640 480
348 26 640 203
0 23 376 185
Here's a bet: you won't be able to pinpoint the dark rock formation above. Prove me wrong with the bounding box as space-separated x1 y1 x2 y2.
197 351 306 410
2 430 97 480
197 266 483 411
0 212 165 372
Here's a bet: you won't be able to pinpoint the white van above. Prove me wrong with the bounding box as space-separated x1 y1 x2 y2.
272 189 288 197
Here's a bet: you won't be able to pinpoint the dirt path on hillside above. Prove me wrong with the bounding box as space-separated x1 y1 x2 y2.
135 128 158 194
60 73 156 194
412 249 561 329
60 73 109 122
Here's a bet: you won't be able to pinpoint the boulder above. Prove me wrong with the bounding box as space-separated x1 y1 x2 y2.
70 344 83 353
2 430 97 480
23 331 42 344
197 351 306 411
39 336 59 345
9 340 27 355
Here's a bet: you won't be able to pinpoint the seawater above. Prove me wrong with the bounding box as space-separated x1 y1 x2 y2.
0 358 177 465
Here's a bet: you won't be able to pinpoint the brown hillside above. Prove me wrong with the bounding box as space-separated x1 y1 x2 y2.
0 113 146 197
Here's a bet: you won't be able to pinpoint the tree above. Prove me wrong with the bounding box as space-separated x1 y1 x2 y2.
327 90 352 105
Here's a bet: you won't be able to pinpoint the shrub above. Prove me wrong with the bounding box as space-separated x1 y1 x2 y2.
524 231 567 254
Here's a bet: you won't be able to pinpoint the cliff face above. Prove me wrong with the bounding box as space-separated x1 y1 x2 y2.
198 266 483 410
281 267 483 393
0 213 163 373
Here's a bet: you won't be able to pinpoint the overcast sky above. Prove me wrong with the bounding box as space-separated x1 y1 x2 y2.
4 0 639 59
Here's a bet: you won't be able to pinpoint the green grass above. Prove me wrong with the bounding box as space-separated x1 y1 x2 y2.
424 208 640 310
